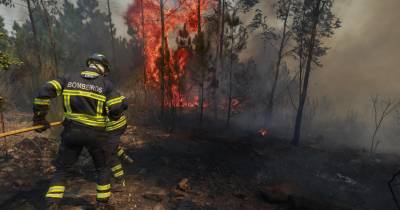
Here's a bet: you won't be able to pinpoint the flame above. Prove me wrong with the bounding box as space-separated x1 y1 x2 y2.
125 0 213 108
258 128 268 137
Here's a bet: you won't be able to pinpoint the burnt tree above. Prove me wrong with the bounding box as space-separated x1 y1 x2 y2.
266 0 295 123
292 0 341 146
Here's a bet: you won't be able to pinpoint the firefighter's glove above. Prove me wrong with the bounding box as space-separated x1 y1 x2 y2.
33 113 50 133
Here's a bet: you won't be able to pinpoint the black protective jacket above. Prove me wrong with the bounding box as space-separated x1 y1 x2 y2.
33 69 127 130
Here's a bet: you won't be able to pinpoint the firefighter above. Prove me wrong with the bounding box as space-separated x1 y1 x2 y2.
33 53 126 210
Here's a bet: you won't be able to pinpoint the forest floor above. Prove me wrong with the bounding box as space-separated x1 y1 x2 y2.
0 114 399 210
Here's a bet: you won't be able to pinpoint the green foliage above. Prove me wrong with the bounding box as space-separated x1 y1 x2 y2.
0 0 141 108
248 9 277 41
0 49 22 70
292 0 341 66
11 0 140 79
0 0 14 7
0 17 21 70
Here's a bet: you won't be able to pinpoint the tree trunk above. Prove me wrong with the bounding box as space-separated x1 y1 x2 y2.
212 0 222 120
292 0 322 146
141 0 147 101
40 0 58 77
197 0 205 127
159 0 166 118
106 0 117 69
266 0 292 124
26 0 42 90
218 0 225 73
166 52 175 131
298 3 307 100
226 22 234 126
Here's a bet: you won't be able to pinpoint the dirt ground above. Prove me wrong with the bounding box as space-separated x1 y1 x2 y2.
0 120 399 210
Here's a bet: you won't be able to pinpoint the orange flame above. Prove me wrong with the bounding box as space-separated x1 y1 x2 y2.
126 0 214 108
258 128 268 137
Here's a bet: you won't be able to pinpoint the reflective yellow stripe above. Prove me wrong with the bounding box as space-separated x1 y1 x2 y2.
106 120 127 131
111 164 122 172
48 186 65 193
97 101 104 116
34 98 51 105
64 95 72 113
64 113 106 127
48 80 62 96
64 113 106 121
97 192 111 199
114 170 124 177
106 96 125 107
63 89 106 102
117 148 124 156
106 116 127 132
46 193 64 198
97 184 111 191
106 116 126 127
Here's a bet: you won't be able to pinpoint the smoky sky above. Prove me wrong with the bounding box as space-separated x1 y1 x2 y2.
311 0 400 113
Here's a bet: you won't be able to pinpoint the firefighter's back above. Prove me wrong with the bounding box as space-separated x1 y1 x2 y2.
61 70 112 130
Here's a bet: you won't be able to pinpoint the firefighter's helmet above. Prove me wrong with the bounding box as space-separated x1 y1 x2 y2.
86 53 111 75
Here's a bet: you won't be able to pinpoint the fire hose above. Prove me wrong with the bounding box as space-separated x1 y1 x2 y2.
0 121 134 163
0 121 63 139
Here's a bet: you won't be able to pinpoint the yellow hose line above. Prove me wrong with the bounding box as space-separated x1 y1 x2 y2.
0 121 63 139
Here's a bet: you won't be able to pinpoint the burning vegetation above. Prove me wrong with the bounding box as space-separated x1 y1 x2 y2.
2 0 400 209
126 0 213 108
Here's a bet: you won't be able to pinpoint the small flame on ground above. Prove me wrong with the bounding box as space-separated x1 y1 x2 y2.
258 128 268 137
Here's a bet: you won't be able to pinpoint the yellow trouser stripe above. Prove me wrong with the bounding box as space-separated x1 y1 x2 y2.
46 193 64 198
96 184 111 191
97 192 111 199
63 89 106 101
114 170 124 177
111 164 122 172
106 96 125 107
48 186 65 192
117 148 124 156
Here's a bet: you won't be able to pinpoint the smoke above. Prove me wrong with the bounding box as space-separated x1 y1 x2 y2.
98 0 131 38
233 0 400 153
309 0 400 153
312 0 400 112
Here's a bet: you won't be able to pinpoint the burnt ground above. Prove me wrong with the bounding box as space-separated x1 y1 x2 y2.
0 123 399 210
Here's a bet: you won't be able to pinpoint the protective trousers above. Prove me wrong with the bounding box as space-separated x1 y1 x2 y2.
45 124 112 203
109 135 125 180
